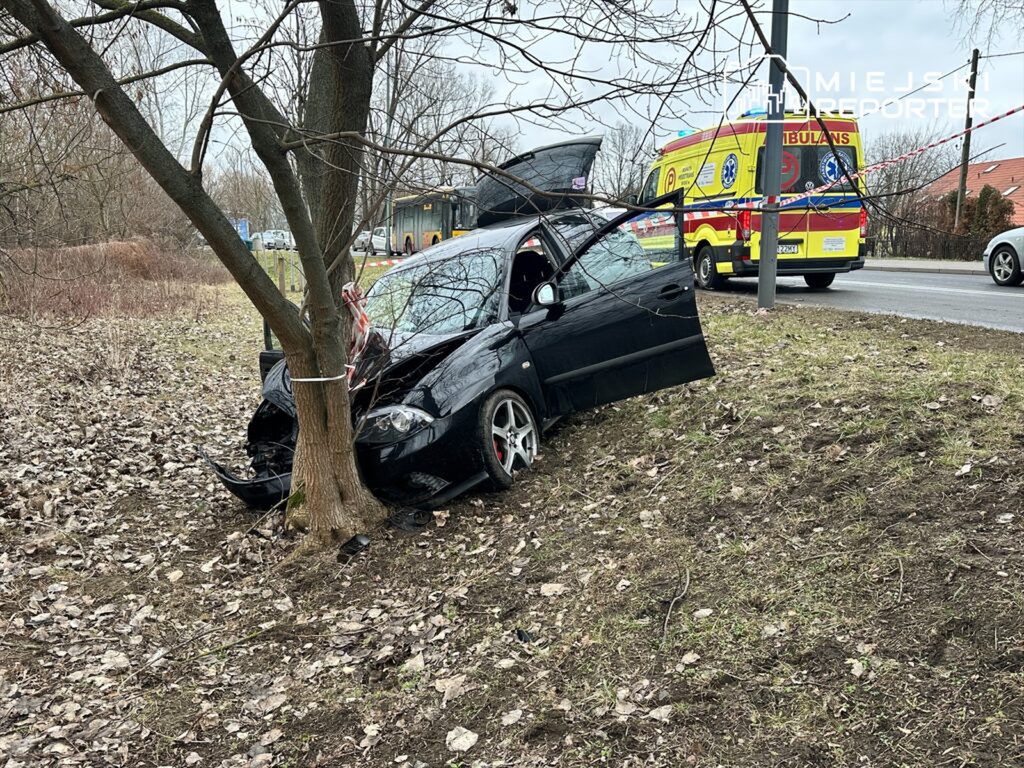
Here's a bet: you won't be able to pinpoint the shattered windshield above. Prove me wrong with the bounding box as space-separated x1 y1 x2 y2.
365 248 505 335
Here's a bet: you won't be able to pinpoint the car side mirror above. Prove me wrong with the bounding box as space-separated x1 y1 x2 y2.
624 193 639 206
533 282 559 307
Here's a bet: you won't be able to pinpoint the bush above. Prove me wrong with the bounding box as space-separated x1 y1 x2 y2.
877 226 991 261
0 238 231 319
872 184 1016 261
936 184 1015 237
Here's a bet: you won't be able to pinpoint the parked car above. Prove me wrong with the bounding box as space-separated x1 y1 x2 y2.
259 229 295 250
353 226 388 254
353 230 372 251
205 190 715 510
983 226 1024 286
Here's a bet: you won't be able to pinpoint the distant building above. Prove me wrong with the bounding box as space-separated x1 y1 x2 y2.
927 157 1024 225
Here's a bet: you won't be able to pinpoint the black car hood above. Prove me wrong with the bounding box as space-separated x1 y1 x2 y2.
379 328 476 360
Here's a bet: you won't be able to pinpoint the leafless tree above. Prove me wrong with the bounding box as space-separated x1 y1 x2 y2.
0 17 195 246
593 121 651 203
950 0 1024 44
206 148 281 233
0 0 772 548
864 127 960 254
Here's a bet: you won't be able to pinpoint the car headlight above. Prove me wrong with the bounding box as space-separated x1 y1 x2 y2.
357 405 434 445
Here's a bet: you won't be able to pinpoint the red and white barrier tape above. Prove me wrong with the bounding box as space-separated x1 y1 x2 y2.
292 282 373 384
357 257 405 268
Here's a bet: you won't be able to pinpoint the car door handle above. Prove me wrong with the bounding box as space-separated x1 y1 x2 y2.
658 283 686 300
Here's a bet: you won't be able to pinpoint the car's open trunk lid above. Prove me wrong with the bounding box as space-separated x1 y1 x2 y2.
475 136 602 226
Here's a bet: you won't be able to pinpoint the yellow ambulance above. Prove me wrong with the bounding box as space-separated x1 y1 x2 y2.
637 110 868 289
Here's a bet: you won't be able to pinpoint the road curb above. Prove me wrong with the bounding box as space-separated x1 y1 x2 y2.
863 263 983 276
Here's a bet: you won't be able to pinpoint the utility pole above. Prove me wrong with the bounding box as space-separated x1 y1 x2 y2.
757 0 789 310
953 48 980 232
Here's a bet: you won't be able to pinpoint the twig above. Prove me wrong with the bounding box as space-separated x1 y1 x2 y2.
569 486 596 502
661 568 691 649
646 463 682 497
896 557 905 604
968 541 992 561
799 551 844 562
116 627 218 691
184 624 280 662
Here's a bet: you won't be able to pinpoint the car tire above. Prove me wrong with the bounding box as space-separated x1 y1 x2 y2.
990 246 1023 286
478 390 539 490
695 246 724 290
804 273 836 289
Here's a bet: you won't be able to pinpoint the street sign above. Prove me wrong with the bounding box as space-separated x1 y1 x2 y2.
230 218 250 241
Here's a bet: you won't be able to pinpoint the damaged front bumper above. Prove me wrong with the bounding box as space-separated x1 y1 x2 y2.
201 448 292 510
206 318 488 511
204 359 300 510
205 395 486 511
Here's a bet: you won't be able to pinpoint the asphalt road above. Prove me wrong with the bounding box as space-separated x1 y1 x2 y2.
718 270 1024 333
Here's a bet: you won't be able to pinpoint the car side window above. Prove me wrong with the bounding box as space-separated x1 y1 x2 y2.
563 227 651 297
508 233 556 315
639 167 661 204
548 213 599 299
559 209 680 299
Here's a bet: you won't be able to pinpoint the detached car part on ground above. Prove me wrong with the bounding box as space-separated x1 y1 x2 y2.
207 142 715 510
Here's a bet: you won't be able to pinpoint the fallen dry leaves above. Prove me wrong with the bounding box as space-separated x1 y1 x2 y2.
2 288 1022 768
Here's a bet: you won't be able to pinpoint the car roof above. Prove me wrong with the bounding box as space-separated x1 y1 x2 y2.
389 208 595 273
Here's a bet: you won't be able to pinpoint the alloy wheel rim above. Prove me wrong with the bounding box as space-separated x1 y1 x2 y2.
993 252 1013 281
699 256 711 283
491 398 537 475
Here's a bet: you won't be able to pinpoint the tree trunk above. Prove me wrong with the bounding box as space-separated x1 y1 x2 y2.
284 347 385 547
289 382 384 546
279 0 383 543
4 0 388 550
298 1 374 295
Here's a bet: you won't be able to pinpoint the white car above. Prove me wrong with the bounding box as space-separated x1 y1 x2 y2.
354 226 388 255
259 230 294 250
983 226 1024 286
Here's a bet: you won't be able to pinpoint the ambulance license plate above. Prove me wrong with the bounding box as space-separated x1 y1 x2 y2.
778 244 800 254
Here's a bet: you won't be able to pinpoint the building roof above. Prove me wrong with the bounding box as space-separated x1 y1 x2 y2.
927 157 1024 225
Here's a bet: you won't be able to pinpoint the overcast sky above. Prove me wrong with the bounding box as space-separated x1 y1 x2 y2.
489 0 1023 164
778 0 1023 159
212 0 1023 173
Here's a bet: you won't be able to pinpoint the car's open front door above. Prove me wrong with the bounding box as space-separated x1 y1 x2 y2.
519 191 715 416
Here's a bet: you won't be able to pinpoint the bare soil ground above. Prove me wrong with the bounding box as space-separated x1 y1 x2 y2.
2 286 1022 767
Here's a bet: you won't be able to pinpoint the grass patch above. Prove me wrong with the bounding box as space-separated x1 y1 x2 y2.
2 287 1022 767
0 239 229 319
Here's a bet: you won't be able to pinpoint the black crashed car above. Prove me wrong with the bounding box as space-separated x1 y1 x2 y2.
207 189 715 509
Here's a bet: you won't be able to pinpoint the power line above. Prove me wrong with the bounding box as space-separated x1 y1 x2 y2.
979 50 1024 59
